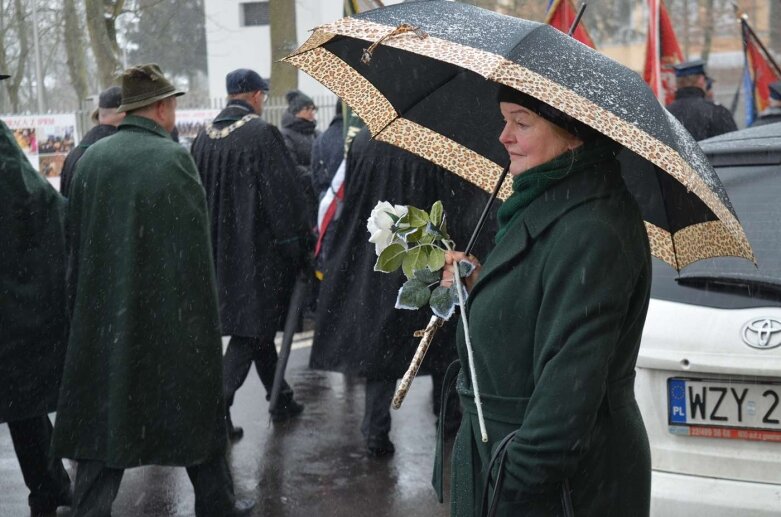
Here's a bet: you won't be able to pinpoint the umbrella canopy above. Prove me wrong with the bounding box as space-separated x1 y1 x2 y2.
284 1 753 270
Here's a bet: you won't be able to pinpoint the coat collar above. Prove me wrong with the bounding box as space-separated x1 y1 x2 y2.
213 99 256 124
468 164 624 304
119 115 172 140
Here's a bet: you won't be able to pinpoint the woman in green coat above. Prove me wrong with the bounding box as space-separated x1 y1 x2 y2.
440 86 652 516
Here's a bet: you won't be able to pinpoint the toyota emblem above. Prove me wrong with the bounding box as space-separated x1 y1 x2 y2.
741 318 781 350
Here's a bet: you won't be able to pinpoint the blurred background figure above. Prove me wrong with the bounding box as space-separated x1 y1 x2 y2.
312 126 496 457
311 99 345 200
1 71 73 517
191 69 312 439
667 59 737 140
59 86 124 196
281 89 320 220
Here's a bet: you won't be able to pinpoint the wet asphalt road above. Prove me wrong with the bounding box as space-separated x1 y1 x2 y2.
0 332 453 516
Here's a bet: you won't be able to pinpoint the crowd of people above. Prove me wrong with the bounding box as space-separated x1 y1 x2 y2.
1 53 779 517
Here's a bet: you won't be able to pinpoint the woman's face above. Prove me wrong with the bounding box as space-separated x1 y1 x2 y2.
499 102 583 176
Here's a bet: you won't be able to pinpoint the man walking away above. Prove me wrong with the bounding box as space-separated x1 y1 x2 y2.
51 64 254 517
191 69 312 440
0 71 73 517
59 86 124 196
667 59 737 140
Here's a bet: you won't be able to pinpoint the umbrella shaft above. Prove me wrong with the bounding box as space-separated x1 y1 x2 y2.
465 164 510 255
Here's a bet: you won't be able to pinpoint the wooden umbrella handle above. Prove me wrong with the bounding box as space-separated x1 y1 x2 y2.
392 315 444 409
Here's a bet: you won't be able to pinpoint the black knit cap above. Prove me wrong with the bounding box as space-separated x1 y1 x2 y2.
497 84 601 142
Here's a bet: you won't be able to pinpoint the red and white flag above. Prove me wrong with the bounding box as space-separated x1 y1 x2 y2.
545 0 595 49
644 0 684 105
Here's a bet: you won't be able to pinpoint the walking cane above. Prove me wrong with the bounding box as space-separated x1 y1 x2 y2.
268 272 310 415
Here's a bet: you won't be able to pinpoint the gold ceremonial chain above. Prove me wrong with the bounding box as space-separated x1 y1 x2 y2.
205 114 260 139
361 23 428 64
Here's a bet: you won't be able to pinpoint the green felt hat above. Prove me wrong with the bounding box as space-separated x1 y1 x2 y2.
117 63 185 113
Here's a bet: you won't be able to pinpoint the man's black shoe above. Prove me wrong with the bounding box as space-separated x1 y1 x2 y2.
269 398 304 423
229 498 256 516
367 434 395 458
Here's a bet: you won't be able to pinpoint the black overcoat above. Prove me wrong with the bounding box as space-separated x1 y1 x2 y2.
667 87 738 141
191 101 313 337
0 120 68 424
311 114 344 196
311 127 496 380
59 124 116 196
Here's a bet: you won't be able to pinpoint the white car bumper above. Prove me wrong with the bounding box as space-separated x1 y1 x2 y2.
652 470 781 517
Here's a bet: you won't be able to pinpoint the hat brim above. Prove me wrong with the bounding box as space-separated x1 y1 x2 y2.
117 88 185 113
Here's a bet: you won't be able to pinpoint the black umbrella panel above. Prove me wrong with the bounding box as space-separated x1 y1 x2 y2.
284 0 753 270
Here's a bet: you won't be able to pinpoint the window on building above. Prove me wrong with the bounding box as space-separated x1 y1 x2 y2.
240 2 269 27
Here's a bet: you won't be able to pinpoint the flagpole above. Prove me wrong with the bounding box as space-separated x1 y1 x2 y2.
568 2 587 36
740 15 781 77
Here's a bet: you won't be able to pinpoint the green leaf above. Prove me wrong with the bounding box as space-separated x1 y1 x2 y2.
430 201 444 227
424 221 446 241
430 285 457 320
395 278 431 310
407 206 430 228
402 246 429 279
386 211 400 224
414 267 441 285
428 247 446 272
374 243 407 273
398 226 424 243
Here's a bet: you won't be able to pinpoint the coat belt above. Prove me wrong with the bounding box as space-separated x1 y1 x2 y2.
432 364 638 502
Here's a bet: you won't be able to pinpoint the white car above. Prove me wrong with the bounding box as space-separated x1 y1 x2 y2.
636 123 781 516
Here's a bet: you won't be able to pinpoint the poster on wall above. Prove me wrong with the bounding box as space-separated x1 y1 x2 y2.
3 114 79 190
175 109 220 148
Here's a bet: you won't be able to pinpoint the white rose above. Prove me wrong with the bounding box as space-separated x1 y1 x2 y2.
366 201 408 255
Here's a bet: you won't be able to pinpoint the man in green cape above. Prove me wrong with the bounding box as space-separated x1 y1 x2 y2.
1 71 73 517
51 64 254 517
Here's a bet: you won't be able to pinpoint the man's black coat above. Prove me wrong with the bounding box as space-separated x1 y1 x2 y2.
191 101 313 337
667 87 737 141
311 127 497 379
59 124 117 196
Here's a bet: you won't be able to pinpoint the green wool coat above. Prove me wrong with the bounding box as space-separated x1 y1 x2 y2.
0 120 68 424
52 116 227 468
447 163 652 516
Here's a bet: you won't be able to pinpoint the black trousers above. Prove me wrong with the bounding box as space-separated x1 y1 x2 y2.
361 373 455 440
71 453 235 517
223 334 292 408
7 414 71 513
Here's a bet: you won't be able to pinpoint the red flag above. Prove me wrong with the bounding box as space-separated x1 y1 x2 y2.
742 18 781 123
545 0 595 49
644 0 684 105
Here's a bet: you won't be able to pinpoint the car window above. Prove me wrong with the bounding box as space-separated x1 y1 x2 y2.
652 163 781 309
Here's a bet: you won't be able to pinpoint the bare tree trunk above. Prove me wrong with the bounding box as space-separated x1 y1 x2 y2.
63 0 89 101
85 0 122 87
5 0 30 111
269 0 298 97
700 0 715 64
770 0 781 55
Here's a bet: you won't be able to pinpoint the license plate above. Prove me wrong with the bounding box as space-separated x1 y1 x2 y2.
667 378 781 443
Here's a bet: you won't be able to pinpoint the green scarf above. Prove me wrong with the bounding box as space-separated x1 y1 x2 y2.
495 139 621 244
